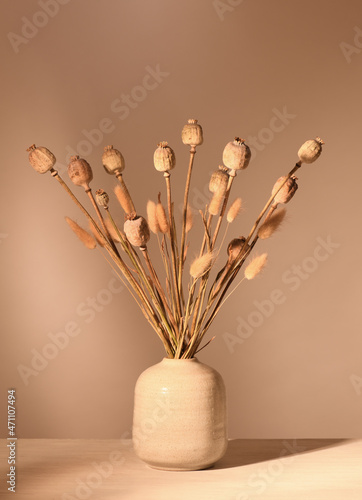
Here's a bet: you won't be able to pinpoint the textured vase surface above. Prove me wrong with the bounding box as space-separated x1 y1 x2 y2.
132 357 228 471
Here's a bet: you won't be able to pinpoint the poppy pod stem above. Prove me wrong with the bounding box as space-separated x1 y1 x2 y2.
49 170 166 337
178 145 196 294
204 163 303 338
49 169 108 247
243 162 302 249
85 188 121 259
164 171 182 320
223 162 302 287
211 170 236 249
140 245 179 341
199 213 213 257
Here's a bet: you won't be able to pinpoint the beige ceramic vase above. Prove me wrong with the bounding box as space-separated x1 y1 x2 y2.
132 357 228 471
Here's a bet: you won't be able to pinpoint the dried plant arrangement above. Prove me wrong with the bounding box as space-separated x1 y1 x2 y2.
27 121 324 359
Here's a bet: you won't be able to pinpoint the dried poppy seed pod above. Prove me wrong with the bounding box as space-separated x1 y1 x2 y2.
96 189 109 208
222 137 251 171
209 166 229 194
27 144 56 174
102 145 125 175
227 237 247 264
181 119 203 147
271 175 298 205
298 137 324 164
68 155 93 189
153 142 176 172
124 216 150 247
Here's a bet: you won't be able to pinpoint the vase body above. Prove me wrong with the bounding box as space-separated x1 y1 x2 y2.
132 357 228 471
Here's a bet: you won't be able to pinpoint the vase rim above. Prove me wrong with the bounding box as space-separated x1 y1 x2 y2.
162 357 198 362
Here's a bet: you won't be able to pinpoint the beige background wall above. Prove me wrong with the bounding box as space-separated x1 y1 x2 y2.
1 0 361 439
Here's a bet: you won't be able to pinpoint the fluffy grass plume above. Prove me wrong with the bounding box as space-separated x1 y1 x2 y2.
190 252 214 279
227 197 243 223
244 253 268 280
258 208 286 239
65 217 96 249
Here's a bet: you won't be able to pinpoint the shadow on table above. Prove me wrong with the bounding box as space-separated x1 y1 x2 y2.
211 438 351 470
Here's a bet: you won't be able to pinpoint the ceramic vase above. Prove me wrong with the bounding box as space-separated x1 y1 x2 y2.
132 357 228 471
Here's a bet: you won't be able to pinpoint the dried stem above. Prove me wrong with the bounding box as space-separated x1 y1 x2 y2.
85 188 120 258
33 126 317 360
50 169 175 356
211 171 236 249
199 213 213 256
164 172 182 323
199 162 303 344
178 146 196 295
140 245 179 342
104 207 177 347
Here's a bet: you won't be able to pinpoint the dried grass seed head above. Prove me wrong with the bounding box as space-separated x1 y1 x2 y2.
244 253 268 280
102 145 125 175
209 166 229 195
27 144 56 174
124 216 150 247
258 208 286 239
105 218 122 243
68 155 93 188
153 141 176 172
65 217 96 249
89 221 105 247
181 119 203 147
156 194 169 234
185 203 194 233
223 137 251 171
208 190 224 215
227 197 243 223
298 137 324 164
147 200 160 234
190 252 214 279
114 184 135 216
272 176 298 205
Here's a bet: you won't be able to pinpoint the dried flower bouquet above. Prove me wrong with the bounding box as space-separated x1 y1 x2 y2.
27 120 324 358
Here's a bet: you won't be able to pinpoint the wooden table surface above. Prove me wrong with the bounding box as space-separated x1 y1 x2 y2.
0 438 361 499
